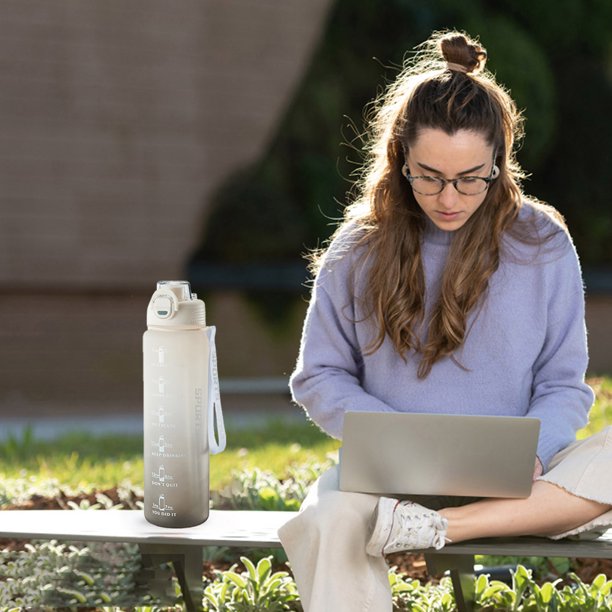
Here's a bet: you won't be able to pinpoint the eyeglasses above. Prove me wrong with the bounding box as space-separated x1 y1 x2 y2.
402 165 498 196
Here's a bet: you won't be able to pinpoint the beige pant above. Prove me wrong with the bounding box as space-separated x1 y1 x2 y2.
278 427 612 612
279 465 391 612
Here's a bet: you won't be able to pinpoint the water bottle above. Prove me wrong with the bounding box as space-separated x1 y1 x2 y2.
143 280 226 528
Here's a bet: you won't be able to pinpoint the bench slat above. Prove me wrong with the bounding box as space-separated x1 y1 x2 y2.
0 509 293 548
435 533 612 559
1 509 611 558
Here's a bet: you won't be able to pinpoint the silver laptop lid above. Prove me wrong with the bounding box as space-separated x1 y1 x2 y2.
339 412 540 498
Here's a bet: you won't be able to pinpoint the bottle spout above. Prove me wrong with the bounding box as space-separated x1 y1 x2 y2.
156 280 193 301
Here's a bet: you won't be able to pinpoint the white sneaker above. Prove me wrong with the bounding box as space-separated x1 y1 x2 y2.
366 497 448 556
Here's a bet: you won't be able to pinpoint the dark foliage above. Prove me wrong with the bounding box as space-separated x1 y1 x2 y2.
192 0 612 274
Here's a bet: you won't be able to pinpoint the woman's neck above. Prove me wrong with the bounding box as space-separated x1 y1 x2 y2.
422 218 454 246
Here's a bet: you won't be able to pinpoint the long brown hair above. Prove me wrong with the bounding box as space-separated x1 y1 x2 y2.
313 30 562 378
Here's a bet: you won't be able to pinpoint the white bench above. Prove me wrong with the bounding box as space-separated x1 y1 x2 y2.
1 509 611 611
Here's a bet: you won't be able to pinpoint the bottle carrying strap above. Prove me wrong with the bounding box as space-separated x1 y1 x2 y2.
206 326 226 454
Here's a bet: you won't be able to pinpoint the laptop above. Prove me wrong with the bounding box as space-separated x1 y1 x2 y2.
339 412 540 498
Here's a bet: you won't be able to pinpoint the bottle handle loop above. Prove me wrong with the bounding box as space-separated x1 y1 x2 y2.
206 326 226 454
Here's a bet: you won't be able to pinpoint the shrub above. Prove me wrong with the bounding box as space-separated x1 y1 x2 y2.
0 540 155 608
204 556 301 611
216 461 333 512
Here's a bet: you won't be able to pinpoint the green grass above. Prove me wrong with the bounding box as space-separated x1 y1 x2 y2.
577 376 612 439
0 418 338 495
0 430 141 492
211 418 340 491
0 376 609 497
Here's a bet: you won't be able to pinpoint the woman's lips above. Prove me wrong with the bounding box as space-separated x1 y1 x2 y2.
436 211 461 220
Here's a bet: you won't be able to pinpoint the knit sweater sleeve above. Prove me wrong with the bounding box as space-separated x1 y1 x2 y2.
289 235 393 439
527 236 594 469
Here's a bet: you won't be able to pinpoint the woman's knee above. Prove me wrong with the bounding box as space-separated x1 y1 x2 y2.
301 488 376 536
294 465 379 540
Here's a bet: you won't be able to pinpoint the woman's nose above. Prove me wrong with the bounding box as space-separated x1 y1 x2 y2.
437 181 459 208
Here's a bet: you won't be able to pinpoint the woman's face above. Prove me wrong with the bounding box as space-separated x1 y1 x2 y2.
404 128 496 232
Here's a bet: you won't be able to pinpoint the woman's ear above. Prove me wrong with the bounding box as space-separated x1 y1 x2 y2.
491 164 500 179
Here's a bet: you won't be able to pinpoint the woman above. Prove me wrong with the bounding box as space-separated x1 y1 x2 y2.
278 30 612 611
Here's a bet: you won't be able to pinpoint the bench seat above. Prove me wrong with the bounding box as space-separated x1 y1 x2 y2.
0 509 291 548
1 509 611 611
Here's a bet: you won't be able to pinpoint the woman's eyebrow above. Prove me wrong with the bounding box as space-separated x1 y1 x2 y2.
417 161 486 176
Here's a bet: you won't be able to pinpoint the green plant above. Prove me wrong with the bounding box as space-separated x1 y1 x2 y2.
474 564 612 611
0 540 157 608
218 462 333 513
475 554 571 581
557 571 612 611
389 568 456 611
203 556 301 611
0 475 143 511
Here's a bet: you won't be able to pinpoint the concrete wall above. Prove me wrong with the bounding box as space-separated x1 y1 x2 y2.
0 290 307 417
0 0 332 290
0 0 333 417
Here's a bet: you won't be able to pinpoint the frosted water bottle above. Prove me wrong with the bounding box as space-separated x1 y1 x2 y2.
143 280 226 528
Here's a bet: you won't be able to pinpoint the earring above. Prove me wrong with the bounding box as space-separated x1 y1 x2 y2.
491 165 500 179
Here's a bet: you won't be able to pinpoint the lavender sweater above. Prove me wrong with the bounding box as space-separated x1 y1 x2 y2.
290 203 594 470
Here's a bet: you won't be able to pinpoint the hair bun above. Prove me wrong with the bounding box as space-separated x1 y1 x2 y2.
439 33 487 74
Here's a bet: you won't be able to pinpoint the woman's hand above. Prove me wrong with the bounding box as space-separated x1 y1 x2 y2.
533 456 543 480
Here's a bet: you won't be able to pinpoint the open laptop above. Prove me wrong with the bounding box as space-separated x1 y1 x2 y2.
339 412 540 498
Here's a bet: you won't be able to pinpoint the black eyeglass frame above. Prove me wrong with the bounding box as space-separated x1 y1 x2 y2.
402 162 498 196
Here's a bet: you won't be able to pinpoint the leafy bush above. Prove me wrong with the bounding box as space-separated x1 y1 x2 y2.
204 556 301 611
217 461 334 512
192 0 612 274
203 562 612 611
388 564 612 611
2 547 609 611
0 540 154 608
389 568 456 611
0 476 143 511
474 564 612 611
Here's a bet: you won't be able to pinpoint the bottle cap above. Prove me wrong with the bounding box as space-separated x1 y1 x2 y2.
147 280 206 329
